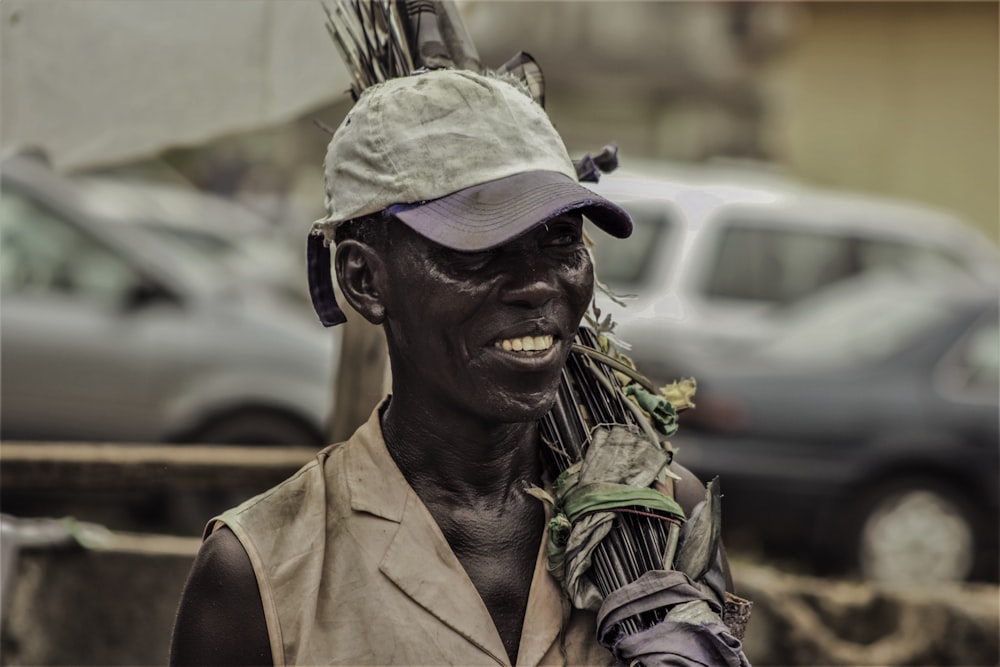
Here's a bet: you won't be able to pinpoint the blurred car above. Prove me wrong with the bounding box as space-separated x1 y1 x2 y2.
0 152 338 446
586 160 1000 366
660 272 999 584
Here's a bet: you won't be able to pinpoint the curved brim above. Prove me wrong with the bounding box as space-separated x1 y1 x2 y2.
387 171 633 251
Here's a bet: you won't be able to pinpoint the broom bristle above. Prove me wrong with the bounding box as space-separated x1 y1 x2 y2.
323 0 416 99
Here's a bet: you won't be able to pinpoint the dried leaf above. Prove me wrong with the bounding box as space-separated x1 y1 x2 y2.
660 377 697 412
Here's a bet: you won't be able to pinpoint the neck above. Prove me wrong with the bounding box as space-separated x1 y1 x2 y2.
380 393 543 503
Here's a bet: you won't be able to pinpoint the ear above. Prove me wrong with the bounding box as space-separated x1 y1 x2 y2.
334 240 387 325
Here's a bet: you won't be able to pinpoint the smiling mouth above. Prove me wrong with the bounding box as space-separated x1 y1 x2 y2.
493 334 555 353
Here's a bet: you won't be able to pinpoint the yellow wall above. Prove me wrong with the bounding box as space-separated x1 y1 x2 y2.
763 1 999 243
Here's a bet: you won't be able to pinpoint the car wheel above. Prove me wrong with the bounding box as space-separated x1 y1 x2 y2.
188 410 323 446
855 480 976 584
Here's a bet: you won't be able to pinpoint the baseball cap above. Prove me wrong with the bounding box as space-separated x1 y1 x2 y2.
308 68 633 325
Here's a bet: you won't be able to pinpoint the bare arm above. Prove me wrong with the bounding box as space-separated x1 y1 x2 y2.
170 527 272 666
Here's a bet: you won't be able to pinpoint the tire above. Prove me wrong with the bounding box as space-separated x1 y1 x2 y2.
853 479 977 584
188 410 323 446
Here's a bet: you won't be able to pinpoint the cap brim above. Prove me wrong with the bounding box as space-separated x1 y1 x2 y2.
388 171 633 251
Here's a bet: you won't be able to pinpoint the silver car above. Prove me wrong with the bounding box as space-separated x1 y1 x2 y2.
1 153 338 446
586 160 1000 370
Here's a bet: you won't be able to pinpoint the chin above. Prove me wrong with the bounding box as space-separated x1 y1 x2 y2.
491 388 562 425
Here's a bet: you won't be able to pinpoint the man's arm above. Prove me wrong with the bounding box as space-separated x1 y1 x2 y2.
170 527 272 666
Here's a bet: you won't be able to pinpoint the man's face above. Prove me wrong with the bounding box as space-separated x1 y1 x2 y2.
379 213 594 426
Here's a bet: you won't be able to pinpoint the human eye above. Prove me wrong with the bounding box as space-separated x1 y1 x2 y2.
457 249 498 271
437 246 498 273
542 217 584 249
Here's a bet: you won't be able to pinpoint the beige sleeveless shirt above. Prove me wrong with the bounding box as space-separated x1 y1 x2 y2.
211 406 613 666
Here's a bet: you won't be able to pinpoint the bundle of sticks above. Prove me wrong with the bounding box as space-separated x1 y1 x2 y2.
536 323 699 634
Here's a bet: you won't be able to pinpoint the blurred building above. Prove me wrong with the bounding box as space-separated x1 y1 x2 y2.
762 2 998 245
468 1 796 161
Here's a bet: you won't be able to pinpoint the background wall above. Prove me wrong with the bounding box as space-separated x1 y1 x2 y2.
762 1 999 243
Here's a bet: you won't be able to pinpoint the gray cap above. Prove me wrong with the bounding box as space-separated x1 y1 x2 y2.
314 68 632 250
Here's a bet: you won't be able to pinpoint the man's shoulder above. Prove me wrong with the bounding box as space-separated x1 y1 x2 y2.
226 438 355 520
202 434 357 545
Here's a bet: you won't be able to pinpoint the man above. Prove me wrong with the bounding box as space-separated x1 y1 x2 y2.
171 69 744 666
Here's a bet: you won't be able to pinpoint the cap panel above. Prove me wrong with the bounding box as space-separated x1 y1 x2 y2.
323 83 404 223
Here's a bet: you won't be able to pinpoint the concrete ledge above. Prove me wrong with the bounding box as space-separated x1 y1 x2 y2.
1 442 318 491
1 443 319 536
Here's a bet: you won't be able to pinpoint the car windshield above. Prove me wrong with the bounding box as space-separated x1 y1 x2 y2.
72 178 302 295
0 190 140 303
145 224 232 255
588 200 675 288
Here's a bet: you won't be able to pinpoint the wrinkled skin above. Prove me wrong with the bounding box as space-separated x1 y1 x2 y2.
377 214 594 428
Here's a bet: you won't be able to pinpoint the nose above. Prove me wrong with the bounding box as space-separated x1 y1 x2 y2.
498 262 561 309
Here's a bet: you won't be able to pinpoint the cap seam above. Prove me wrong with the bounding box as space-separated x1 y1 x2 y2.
421 187 587 230
369 85 407 205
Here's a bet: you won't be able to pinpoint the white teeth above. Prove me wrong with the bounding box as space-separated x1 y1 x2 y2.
494 335 554 353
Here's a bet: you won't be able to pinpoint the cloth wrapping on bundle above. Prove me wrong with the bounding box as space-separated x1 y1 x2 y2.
585 489 752 666
535 424 754 665
543 425 683 611
596 569 750 667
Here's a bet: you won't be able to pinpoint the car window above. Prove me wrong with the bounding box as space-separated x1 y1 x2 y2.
0 190 143 305
703 225 975 305
588 201 674 288
704 226 856 303
858 238 968 276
